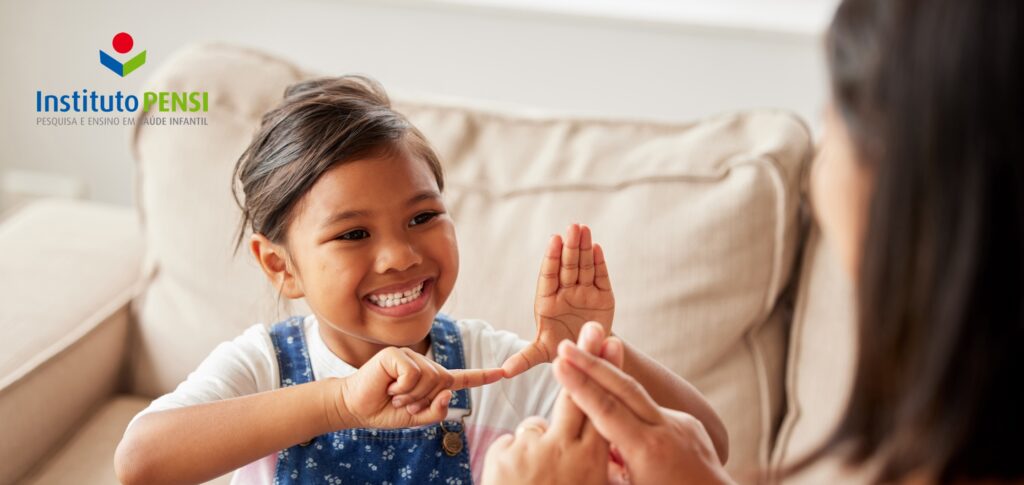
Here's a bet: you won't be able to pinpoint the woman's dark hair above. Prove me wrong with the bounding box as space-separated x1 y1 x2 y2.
805 0 1024 482
232 75 444 251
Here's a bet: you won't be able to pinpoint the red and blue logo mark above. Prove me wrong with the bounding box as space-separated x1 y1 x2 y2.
99 32 146 77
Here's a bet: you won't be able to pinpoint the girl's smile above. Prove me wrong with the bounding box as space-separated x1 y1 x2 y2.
363 277 435 318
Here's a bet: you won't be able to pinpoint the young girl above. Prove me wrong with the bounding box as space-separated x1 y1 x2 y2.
114 75 727 485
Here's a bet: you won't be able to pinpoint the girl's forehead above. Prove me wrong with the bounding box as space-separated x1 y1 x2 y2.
324 154 437 191
300 154 442 217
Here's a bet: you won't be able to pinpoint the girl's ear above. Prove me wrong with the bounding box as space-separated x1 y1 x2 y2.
250 234 304 299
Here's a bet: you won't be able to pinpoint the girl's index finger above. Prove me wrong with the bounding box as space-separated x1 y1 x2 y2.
449 367 504 390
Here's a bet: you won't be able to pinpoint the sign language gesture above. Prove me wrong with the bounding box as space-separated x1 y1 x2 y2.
502 224 615 377
333 347 504 430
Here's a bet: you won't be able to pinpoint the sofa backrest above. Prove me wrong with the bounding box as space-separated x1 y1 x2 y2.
129 43 815 477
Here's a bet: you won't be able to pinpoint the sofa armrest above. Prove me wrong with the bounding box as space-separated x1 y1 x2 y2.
0 199 143 484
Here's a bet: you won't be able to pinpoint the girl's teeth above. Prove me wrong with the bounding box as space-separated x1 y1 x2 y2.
369 282 424 307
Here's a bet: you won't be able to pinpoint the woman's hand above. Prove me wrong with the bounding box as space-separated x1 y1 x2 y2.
554 328 734 485
481 391 611 485
332 346 504 429
502 223 615 377
483 323 611 485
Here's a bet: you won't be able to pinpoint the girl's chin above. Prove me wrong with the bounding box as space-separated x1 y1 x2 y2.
368 323 436 352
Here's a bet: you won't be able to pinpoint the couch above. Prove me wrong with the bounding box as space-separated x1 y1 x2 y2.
0 43 858 484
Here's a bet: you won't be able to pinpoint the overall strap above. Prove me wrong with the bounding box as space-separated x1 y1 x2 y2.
268 316 313 387
429 313 472 412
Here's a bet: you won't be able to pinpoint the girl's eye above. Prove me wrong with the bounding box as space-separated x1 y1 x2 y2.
337 229 369 241
410 211 440 227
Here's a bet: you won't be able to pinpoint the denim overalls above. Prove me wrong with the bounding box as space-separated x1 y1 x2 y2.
268 314 473 485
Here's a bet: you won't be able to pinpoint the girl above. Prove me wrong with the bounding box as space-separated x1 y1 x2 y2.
114 75 726 485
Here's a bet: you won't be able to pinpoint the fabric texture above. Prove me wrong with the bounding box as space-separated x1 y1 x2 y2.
127 315 559 484
771 227 860 483
0 200 142 485
128 42 815 475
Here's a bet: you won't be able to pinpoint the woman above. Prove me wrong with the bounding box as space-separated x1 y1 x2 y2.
484 0 1024 483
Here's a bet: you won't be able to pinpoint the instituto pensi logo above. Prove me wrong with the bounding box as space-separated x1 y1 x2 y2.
35 32 210 126
99 32 146 77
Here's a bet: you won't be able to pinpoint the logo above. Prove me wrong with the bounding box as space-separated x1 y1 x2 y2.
35 31 211 127
99 32 147 77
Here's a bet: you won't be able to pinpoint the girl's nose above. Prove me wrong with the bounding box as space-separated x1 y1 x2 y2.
374 238 423 274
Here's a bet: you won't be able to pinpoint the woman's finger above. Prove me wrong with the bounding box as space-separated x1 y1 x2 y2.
574 323 611 441
578 225 595 286
557 341 663 424
560 224 581 288
578 321 605 355
515 416 549 440
600 336 626 369
553 357 648 448
550 389 587 439
488 433 514 453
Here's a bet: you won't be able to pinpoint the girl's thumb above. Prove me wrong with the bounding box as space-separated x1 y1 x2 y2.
412 390 452 425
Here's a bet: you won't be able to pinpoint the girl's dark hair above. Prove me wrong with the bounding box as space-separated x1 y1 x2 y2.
232 75 444 250
803 0 1024 482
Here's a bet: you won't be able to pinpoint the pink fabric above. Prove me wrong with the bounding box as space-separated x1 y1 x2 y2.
229 453 276 485
467 424 513 484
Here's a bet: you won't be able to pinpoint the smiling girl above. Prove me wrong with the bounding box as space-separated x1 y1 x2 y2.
114 75 725 485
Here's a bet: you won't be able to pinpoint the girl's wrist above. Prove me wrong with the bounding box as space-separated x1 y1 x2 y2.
320 377 355 431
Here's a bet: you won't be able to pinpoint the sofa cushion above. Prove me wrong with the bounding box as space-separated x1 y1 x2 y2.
16 395 231 485
130 43 813 475
770 227 860 482
0 200 142 484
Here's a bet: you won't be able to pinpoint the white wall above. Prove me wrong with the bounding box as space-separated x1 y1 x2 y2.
0 0 832 206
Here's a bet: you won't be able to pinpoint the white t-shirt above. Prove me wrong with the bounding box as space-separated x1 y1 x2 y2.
126 316 560 484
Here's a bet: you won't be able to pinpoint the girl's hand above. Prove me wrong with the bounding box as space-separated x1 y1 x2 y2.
553 329 734 485
502 224 615 377
329 346 504 429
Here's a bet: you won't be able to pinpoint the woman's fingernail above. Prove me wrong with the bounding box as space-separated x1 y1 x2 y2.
406 403 422 414
392 397 404 407
442 391 452 407
581 323 598 342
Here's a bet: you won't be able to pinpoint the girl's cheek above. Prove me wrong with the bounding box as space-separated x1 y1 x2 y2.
434 222 460 296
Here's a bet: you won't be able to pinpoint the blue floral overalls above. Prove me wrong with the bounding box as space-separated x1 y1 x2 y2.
268 314 473 485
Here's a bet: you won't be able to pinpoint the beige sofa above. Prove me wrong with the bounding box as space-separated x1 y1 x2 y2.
0 44 857 484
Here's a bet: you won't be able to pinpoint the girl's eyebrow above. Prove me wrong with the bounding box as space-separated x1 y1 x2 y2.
406 190 441 206
320 190 442 229
320 209 370 229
